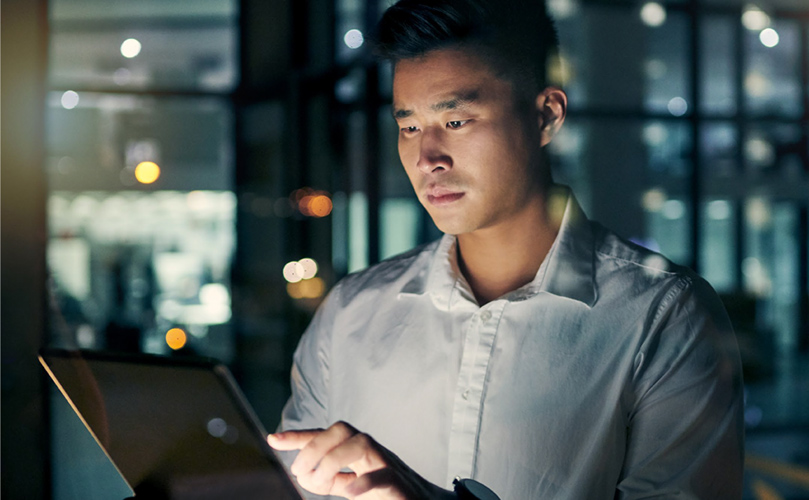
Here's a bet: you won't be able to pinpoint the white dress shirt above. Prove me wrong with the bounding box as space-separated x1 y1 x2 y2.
279 191 744 499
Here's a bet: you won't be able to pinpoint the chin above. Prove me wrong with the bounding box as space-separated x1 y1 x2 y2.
431 217 473 236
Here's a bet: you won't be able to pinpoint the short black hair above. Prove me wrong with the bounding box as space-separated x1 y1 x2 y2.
373 0 559 102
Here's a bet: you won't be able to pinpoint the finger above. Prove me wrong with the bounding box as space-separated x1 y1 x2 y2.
290 422 358 477
266 429 323 451
307 431 387 488
297 470 357 498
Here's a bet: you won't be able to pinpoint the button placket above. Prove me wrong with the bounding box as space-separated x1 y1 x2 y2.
446 303 504 486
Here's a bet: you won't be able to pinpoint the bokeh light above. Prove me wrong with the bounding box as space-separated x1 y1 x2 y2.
291 188 333 217
742 6 770 31
662 199 686 220
287 277 326 300
121 38 142 58
640 2 666 27
166 328 187 350
641 188 666 212
298 258 318 279
759 28 779 48
307 195 333 217
344 29 364 49
667 97 688 116
61 91 79 110
707 200 732 220
134 161 160 184
283 261 306 283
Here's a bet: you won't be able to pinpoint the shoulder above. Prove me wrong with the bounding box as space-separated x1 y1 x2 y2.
588 222 727 326
331 239 439 307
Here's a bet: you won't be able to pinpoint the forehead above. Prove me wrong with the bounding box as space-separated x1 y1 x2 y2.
392 48 511 111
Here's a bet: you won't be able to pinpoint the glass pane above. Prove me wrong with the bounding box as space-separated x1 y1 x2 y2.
49 0 238 92
642 119 693 265
49 25 238 92
47 190 237 359
644 11 690 115
700 122 738 180
560 5 689 112
46 93 234 191
380 198 420 259
571 118 692 264
744 19 802 117
567 6 648 109
700 15 737 115
743 199 801 350
700 198 736 292
744 122 803 175
50 0 237 21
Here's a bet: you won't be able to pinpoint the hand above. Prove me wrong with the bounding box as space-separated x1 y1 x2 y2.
268 421 455 500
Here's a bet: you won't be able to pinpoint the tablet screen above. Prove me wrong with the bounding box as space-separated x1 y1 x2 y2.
40 348 302 500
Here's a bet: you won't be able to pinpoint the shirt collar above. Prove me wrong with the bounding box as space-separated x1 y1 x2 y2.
401 186 597 309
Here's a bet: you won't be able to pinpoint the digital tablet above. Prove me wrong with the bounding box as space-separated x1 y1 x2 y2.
40 348 303 500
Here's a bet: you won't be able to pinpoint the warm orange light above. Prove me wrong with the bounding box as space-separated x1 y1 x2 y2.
135 161 160 184
308 195 333 217
286 277 326 300
292 188 332 217
166 328 187 350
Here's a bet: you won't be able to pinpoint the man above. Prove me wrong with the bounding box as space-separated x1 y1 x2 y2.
268 0 744 498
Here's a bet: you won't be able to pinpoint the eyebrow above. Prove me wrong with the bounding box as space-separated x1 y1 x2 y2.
392 89 480 120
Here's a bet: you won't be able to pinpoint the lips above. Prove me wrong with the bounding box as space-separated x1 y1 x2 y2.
425 186 464 206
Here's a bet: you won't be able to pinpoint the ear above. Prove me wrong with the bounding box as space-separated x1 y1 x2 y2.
535 87 567 147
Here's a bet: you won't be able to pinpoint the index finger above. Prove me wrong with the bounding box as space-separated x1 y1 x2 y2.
267 429 323 451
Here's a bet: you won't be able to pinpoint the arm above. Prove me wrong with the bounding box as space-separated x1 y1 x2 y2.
275 287 457 500
617 276 745 499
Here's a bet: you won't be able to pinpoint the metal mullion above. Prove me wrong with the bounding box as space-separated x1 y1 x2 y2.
734 6 747 295
688 0 703 274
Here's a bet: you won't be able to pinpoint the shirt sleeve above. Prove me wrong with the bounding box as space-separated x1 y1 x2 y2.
617 275 745 499
276 285 339 499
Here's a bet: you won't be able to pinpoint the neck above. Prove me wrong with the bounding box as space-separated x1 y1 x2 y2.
456 186 564 305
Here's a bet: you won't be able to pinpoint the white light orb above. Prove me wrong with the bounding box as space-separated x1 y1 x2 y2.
640 2 666 27
121 38 142 58
343 29 364 49
61 90 79 109
759 28 779 48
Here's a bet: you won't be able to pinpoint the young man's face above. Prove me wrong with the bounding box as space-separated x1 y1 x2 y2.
392 47 546 236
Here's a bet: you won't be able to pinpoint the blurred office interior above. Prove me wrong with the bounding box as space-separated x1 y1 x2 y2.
2 0 809 498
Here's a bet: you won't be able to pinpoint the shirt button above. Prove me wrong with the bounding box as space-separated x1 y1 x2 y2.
462 389 470 400
480 310 492 322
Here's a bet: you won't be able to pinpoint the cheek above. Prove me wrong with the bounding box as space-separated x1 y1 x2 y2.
398 137 420 165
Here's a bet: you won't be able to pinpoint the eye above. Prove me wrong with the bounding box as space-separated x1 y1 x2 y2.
400 126 419 135
447 120 470 129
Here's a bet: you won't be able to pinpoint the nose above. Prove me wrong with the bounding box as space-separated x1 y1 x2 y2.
416 128 452 174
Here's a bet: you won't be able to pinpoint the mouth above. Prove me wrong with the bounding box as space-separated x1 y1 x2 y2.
425 186 465 206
